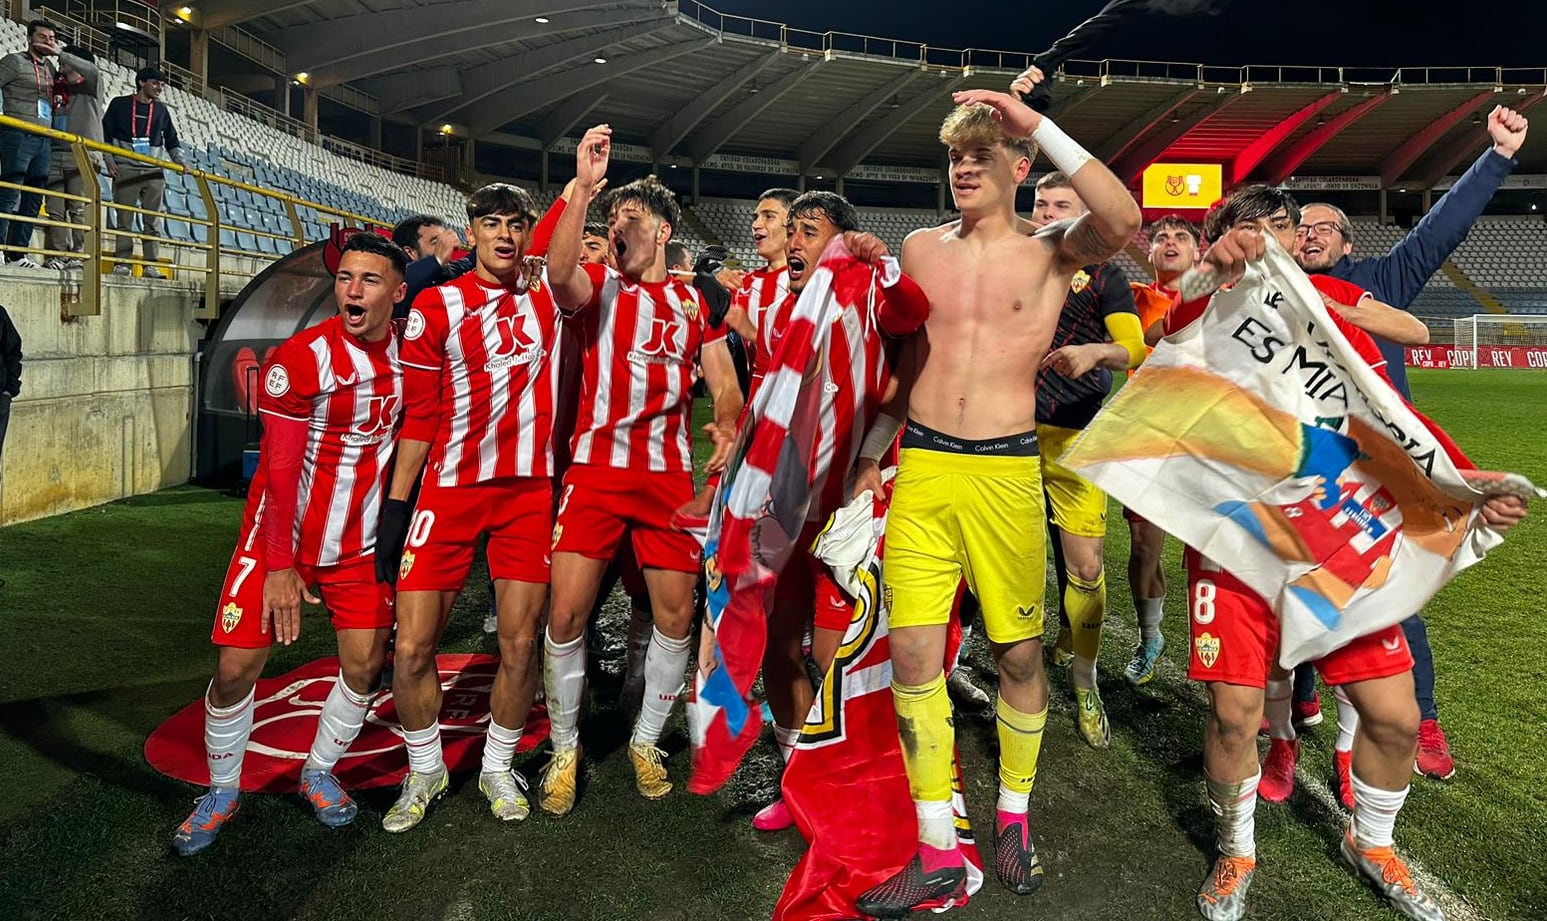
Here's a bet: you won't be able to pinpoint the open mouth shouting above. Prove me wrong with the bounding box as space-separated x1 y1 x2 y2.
787 254 808 284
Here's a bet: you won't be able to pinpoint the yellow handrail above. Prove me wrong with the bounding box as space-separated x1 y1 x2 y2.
0 113 393 318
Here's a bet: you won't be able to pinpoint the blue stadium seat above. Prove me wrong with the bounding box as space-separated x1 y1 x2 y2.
237 231 258 252
166 218 191 242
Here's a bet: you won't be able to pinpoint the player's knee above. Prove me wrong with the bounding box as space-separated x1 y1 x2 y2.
392 636 438 677
1208 693 1261 751
209 667 257 706
497 632 538 668
1065 558 1103 585
1358 698 1420 752
995 642 1044 688
338 659 380 695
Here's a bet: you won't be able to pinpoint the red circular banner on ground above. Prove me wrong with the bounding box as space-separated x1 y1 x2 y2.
145 654 549 793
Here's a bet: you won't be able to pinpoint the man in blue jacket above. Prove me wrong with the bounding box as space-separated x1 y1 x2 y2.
1292 103 1529 783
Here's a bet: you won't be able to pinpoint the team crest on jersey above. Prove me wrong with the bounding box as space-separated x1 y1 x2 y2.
264 365 290 397
682 297 699 322
404 309 426 341
1194 632 1221 668
1070 269 1091 294
399 550 416 580
220 602 243 633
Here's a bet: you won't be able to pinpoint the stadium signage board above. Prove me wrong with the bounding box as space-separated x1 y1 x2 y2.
1141 162 1222 209
1405 346 1547 369
1282 176 1382 191
551 136 653 164
701 152 800 174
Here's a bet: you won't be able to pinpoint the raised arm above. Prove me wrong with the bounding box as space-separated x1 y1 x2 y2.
548 124 611 310
1361 106 1525 306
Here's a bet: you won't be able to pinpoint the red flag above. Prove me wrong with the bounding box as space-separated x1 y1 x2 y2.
689 238 874 793
774 492 984 919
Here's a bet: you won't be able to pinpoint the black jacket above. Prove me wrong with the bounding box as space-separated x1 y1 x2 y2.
0 305 21 398
395 252 476 319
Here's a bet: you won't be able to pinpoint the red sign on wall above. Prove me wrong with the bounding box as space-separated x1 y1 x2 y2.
1405 346 1547 369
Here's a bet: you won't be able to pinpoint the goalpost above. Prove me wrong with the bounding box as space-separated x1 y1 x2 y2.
1451 314 1547 369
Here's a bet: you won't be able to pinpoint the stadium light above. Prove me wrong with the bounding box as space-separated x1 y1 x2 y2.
535 17 550 23
175 5 192 20
594 57 608 64
294 72 310 85
440 124 454 135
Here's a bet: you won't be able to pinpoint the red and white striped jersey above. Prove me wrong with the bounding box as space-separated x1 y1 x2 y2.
805 264 905 521
252 314 402 567
568 262 723 473
734 264 791 383
399 272 560 487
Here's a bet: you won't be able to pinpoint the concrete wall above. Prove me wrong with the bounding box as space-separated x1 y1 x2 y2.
1 275 207 526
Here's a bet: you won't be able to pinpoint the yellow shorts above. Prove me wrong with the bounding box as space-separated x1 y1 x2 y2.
1037 423 1108 539
883 447 1047 645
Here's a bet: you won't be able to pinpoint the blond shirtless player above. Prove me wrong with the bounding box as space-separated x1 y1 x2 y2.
854 77 1141 916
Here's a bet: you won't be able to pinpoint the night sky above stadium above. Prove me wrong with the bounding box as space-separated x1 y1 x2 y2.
712 1 1547 69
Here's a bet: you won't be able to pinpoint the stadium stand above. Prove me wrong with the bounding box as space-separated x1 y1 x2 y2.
0 19 465 263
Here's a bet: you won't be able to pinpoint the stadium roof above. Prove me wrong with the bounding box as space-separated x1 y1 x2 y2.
194 1 1547 187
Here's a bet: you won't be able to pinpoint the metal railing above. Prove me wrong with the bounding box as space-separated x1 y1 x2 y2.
219 90 320 146
676 0 1547 91
323 135 445 183
0 113 389 319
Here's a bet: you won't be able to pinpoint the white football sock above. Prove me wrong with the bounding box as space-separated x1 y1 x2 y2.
544 629 586 750
997 785 1030 815
1137 598 1164 641
204 684 255 790
773 723 799 765
914 799 956 850
1206 769 1260 859
1071 655 1097 690
1333 685 1358 753
402 723 444 776
632 628 690 748
1350 771 1407 849
303 675 372 773
1264 677 1296 741
480 719 524 775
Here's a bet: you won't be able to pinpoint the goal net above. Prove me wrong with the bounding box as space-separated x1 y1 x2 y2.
1450 315 1547 368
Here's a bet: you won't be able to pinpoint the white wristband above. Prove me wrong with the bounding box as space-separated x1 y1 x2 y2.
1031 118 1093 176
859 414 902 462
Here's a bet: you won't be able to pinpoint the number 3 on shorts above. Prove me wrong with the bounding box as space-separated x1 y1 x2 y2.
1192 579 1216 625
407 509 436 548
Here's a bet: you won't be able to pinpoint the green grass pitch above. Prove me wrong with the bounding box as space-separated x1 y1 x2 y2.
0 369 1542 920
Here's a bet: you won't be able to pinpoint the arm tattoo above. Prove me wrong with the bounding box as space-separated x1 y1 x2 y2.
1034 214 1124 266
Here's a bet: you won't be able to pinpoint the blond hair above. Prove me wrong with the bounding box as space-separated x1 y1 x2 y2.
938 104 1036 164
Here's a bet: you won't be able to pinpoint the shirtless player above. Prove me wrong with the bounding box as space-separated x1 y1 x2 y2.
856 79 1141 916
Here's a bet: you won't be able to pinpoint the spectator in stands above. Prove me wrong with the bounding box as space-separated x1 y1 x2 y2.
0 20 61 269
0 304 20 491
104 67 186 278
44 45 105 269
1291 103 1530 785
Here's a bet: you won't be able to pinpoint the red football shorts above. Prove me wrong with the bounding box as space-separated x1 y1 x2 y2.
398 476 553 591
552 464 701 574
211 549 393 649
771 522 852 632
1184 559 1412 688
